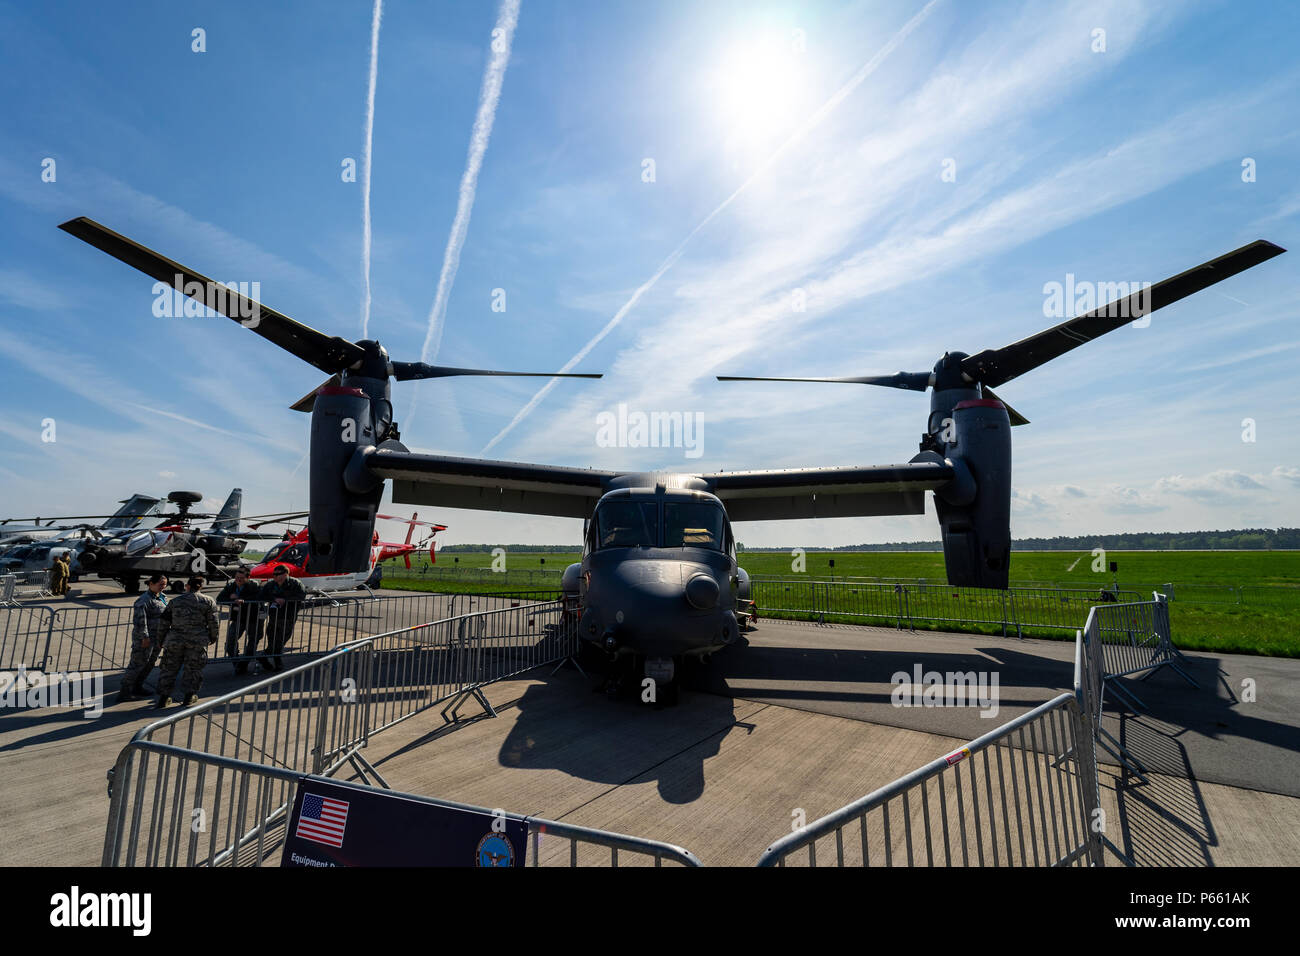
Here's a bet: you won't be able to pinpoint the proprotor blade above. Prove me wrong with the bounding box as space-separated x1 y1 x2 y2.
716 372 932 391
290 375 341 413
980 387 1029 426
963 239 1287 388
390 362 603 381
58 217 365 375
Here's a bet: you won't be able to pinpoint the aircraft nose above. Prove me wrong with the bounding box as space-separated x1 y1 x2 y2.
684 573 719 609
609 559 685 599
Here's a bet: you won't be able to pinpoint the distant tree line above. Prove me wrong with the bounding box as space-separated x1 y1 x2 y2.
439 529 1300 552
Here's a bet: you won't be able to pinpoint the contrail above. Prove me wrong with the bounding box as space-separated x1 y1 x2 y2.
480 0 941 455
407 0 521 427
360 0 384 339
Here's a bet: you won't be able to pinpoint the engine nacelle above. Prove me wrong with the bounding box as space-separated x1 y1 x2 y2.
735 566 752 601
561 562 582 600
933 397 1012 589
307 380 386 575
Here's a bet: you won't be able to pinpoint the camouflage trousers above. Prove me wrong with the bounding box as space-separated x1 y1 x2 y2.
157 635 210 700
120 637 162 694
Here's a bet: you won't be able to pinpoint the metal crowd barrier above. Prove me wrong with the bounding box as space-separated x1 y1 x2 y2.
104 742 699 867
756 594 1190 867
103 600 612 866
1 592 468 677
0 605 55 671
752 579 1141 636
1077 593 1195 782
1 570 53 605
756 692 1102 867
384 565 566 587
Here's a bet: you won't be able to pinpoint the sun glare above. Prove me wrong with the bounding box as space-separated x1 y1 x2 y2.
711 33 806 154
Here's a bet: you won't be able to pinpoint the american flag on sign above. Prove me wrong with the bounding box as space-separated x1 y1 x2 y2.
295 793 349 848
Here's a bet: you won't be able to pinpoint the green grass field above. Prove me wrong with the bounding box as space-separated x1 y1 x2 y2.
382 549 1300 657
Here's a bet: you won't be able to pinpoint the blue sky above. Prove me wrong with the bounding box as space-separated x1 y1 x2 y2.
0 0 1297 548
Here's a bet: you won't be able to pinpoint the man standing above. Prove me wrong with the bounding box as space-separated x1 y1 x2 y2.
259 565 306 672
118 573 168 702
217 568 262 676
155 575 219 708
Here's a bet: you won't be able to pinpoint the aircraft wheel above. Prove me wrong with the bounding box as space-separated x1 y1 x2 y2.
171 580 185 594
122 576 140 595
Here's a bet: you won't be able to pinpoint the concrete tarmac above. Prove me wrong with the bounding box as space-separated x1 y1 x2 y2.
2 605 1297 867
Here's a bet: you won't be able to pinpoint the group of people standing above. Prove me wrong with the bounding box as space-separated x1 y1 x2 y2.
217 566 307 676
117 565 307 708
47 553 73 596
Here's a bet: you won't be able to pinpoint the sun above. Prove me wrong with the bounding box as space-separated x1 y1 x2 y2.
710 33 806 153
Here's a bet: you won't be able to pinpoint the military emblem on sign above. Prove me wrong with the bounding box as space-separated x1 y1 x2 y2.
476 832 515 867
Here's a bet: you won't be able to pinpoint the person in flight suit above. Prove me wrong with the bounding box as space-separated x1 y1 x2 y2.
155 575 219 708
259 565 306 672
217 568 262 676
117 573 168 702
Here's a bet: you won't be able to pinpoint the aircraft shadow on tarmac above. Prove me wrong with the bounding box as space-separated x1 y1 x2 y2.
492 668 747 805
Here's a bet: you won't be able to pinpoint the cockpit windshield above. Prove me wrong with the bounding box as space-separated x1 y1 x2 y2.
596 501 659 549
663 502 725 551
266 543 307 566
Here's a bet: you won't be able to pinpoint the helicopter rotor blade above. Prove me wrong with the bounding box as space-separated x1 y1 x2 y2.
58 217 364 375
963 239 1286 388
290 375 342 413
716 372 932 391
979 387 1029 426
390 362 602 382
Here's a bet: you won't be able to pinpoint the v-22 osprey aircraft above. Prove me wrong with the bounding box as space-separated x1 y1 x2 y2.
59 217 1285 695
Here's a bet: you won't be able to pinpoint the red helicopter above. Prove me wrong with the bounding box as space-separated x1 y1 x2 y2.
248 513 446 592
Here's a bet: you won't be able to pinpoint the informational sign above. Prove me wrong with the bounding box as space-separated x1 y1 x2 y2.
281 777 527 867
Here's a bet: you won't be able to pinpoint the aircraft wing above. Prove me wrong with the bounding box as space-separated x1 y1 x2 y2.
365 449 618 520
701 461 954 520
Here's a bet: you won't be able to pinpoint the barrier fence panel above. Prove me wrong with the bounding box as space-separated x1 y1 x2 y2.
756 692 1099 867
42 605 133 673
1079 594 1194 783
1 570 52 603
0 605 54 671
105 601 582 866
1086 594 1195 710
819 582 910 628
103 743 700 867
749 579 1142 636
4 592 468 679
104 592 1184 868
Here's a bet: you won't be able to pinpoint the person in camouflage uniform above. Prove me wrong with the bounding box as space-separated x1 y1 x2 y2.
117 573 168 702
155 575 219 708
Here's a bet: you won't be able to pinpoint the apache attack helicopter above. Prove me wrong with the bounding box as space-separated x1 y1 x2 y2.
75 488 261 592
59 217 1284 698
